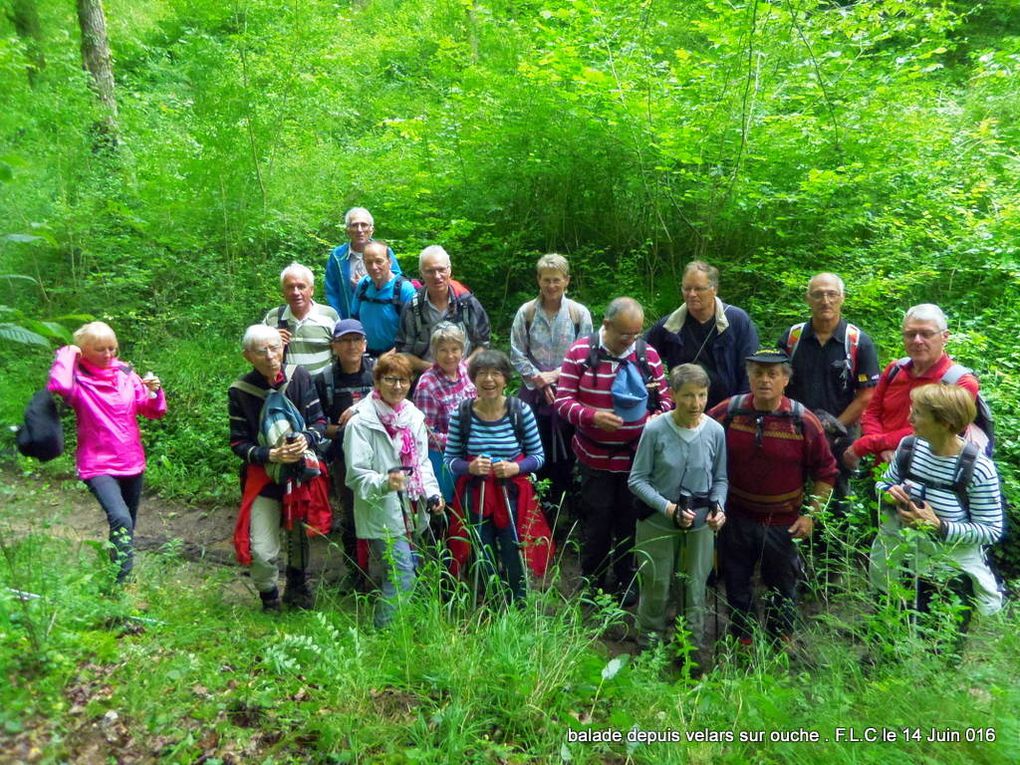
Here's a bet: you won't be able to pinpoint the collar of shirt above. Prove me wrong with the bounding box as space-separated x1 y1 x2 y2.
598 325 635 360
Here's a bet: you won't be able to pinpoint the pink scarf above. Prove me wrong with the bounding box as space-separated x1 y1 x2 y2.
371 391 426 499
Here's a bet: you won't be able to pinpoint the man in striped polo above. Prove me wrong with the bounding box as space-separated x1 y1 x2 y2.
555 297 672 605
263 262 339 377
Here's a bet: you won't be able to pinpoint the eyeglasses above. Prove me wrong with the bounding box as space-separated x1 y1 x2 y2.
808 290 841 301
334 335 366 344
475 370 505 380
682 285 713 295
381 376 411 387
902 330 942 341
422 267 450 277
253 345 282 356
347 221 373 230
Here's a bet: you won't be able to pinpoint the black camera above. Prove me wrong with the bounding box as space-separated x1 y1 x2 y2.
285 432 299 444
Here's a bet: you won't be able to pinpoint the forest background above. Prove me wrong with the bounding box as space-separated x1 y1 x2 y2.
1 0 1019 762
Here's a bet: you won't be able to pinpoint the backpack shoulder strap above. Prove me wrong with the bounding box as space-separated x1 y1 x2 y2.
844 323 861 372
230 379 268 400
507 395 527 449
951 442 980 514
523 299 539 335
634 338 652 381
887 357 911 384
722 394 750 429
566 300 584 338
941 363 973 385
457 398 474 450
277 305 286 325
895 435 918 482
786 322 806 359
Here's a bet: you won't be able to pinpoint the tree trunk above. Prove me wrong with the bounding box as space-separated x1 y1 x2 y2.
8 0 46 86
76 0 119 148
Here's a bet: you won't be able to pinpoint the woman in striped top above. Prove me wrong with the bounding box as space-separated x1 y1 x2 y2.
871 383 1003 626
445 350 546 601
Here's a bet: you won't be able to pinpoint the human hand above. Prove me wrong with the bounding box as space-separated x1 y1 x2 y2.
492 460 520 479
271 434 306 463
842 446 861 470
707 506 726 532
278 328 293 346
897 499 941 531
387 469 406 492
593 409 623 431
337 408 357 427
789 515 814 540
141 373 161 394
470 456 492 476
880 449 895 464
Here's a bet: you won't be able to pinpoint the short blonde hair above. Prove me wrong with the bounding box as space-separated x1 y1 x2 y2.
910 383 976 434
536 253 570 277
73 321 117 350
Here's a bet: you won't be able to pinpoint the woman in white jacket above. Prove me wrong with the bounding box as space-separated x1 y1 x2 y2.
343 352 444 627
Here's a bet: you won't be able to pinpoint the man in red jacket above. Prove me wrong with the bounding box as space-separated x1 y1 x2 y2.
843 303 978 469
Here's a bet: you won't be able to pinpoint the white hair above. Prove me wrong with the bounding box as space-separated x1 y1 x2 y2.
903 303 948 332
280 262 314 288
419 245 451 270
242 324 282 352
807 272 845 295
344 207 374 226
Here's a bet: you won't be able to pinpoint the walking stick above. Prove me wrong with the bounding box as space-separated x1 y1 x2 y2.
493 459 529 598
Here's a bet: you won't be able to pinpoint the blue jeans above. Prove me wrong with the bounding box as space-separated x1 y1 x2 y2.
471 510 526 602
367 536 416 628
84 473 144 582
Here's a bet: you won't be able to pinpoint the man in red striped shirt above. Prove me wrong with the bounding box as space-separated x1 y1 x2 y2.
555 297 672 604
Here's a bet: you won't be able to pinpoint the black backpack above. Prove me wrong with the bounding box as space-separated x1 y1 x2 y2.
720 393 806 437
354 275 411 311
456 397 528 454
16 389 64 462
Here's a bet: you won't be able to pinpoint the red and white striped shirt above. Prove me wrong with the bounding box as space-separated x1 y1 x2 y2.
554 332 671 473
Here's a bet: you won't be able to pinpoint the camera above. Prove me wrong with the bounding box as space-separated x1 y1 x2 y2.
286 432 299 444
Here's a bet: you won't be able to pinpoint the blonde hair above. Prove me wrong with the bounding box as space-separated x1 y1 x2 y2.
536 253 570 277
73 321 117 350
910 383 976 434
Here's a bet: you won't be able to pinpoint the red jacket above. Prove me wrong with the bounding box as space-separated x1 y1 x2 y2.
853 353 978 460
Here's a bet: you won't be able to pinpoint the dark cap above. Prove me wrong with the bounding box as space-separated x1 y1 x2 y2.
332 319 366 339
746 348 790 365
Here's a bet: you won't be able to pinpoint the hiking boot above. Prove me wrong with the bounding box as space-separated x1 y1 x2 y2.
283 568 315 610
616 581 638 608
260 588 282 614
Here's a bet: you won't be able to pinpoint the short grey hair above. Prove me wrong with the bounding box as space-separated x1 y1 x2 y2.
604 296 643 324
683 260 720 289
345 207 374 226
807 272 845 295
280 262 314 288
430 321 466 350
243 324 282 352
419 245 451 270
903 303 948 332
536 253 570 277
669 363 710 391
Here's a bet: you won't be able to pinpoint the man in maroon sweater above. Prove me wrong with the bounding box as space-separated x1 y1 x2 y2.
709 349 838 642
555 297 671 604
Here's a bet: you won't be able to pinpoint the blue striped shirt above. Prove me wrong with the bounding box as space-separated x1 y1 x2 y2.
878 437 1003 546
444 400 545 476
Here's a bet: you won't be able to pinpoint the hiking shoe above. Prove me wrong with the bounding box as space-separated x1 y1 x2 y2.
616 582 638 608
260 588 282 614
283 584 315 610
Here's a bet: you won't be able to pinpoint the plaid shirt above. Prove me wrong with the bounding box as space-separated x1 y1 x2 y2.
412 361 476 452
510 297 593 386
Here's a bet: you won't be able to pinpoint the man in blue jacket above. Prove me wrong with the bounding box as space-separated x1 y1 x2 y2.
645 260 759 408
324 207 401 319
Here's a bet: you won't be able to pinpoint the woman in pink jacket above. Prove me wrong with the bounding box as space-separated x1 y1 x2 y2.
48 321 167 583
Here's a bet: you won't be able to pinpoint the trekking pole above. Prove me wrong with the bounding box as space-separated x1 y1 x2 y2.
388 466 416 553
710 504 722 660
474 471 487 609
493 458 529 597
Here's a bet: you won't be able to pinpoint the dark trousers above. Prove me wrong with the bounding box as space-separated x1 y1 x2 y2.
471 509 526 602
85 473 144 582
578 465 636 591
719 513 802 639
533 409 576 513
330 455 364 579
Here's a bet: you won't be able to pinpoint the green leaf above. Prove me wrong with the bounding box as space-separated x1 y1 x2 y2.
0 323 51 347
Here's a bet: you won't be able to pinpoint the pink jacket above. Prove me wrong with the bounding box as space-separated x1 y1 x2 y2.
47 346 167 480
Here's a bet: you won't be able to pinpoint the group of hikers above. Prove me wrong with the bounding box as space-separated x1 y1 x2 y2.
46 205 1006 664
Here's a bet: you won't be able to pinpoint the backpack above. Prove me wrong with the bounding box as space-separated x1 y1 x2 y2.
354 275 411 311
720 393 806 437
229 378 311 484
887 359 995 456
456 396 528 454
785 321 860 391
15 389 64 462
317 356 375 415
523 298 585 339
894 435 983 515
575 334 659 413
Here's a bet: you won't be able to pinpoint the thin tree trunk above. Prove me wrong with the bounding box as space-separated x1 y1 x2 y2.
8 0 46 86
76 0 119 148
